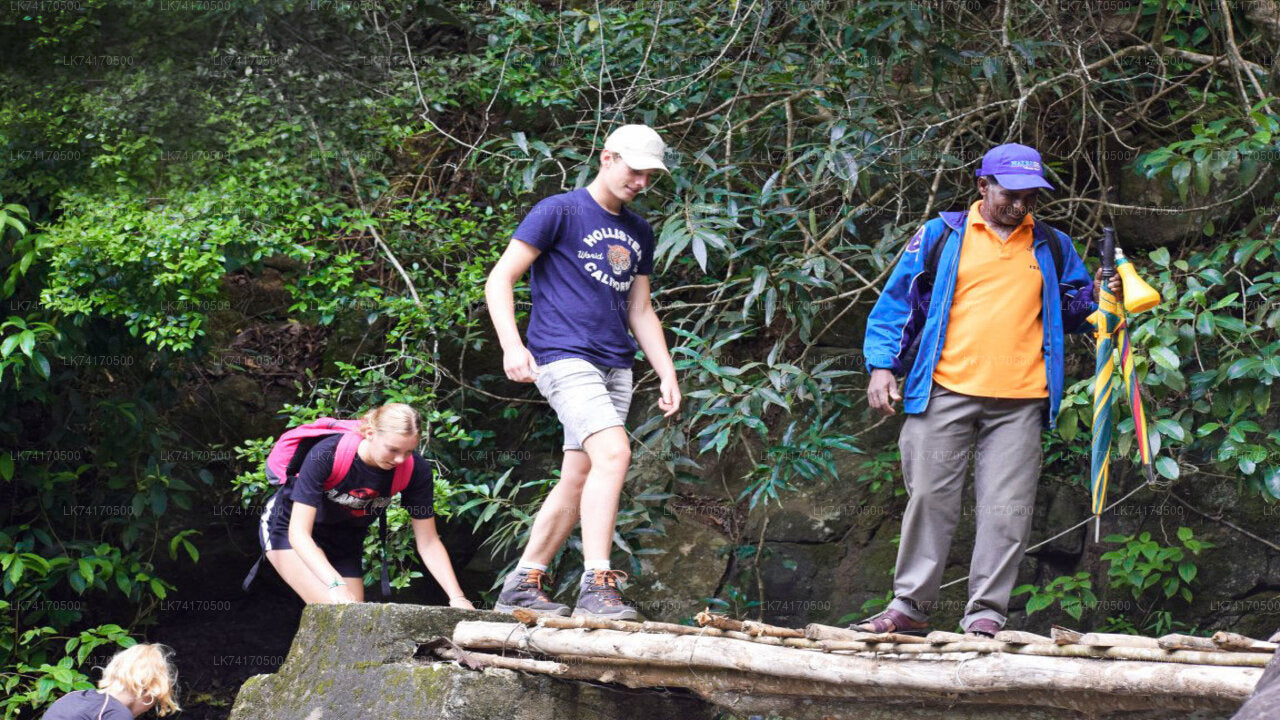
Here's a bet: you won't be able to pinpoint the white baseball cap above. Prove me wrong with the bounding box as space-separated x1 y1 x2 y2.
603 124 668 172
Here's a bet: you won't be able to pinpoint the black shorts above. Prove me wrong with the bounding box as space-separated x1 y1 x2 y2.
259 492 368 578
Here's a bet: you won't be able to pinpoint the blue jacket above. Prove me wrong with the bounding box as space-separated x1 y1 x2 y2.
863 211 1096 429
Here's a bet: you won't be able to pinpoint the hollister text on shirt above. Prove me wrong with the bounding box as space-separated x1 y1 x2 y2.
513 188 656 369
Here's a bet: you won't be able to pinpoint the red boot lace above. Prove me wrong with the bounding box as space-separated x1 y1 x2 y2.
518 568 556 601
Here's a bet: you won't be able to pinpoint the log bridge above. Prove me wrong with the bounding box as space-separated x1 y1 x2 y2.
228 604 1274 720
445 610 1272 719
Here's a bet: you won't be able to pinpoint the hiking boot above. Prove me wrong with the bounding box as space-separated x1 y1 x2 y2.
493 568 571 617
572 569 638 620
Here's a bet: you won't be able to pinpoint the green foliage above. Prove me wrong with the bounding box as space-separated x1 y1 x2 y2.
3 1 1280 710
1101 527 1212 604
1013 572 1098 621
2 621 135 717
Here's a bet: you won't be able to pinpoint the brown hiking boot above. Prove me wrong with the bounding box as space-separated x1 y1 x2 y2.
494 568 571 617
572 569 638 620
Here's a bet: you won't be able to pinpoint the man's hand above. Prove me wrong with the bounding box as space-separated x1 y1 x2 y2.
503 345 539 383
867 368 902 416
448 596 475 610
1093 268 1123 305
658 375 682 417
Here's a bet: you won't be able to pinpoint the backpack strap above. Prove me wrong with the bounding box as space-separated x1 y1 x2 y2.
390 455 415 496
325 433 362 491
923 212 965 281
1032 220 1065 281
379 512 392 597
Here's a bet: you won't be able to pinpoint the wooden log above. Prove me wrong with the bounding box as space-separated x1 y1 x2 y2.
814 639 1270 667
994 630 1053 645
452 621 1261 701
531 613 716 637
804 623 932 644
695 612 806 638
540 657 1239 715
433 646 568 675
440 647 1250 716
1214 631 1279 653
925 631 967 643
1052 625 1083 645
1159 634 1222 652
1077 632 1162 649
820 640 1004 654
522 613 832 650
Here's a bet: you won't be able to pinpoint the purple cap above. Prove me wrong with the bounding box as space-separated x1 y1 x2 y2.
976 143 1054 191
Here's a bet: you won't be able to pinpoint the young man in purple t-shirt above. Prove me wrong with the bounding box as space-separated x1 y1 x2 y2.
484 124 681 619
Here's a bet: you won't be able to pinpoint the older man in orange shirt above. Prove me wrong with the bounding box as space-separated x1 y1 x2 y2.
858 143 1121 638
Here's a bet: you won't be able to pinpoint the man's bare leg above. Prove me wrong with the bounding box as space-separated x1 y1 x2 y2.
520 450 591 565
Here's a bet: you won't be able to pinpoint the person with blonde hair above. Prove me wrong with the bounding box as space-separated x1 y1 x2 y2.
254 402 474 607
41 643 180 719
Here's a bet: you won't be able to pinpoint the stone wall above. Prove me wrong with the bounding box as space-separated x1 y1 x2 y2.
227 603 717 720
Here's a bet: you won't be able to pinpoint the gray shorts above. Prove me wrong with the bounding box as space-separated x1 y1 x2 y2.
534 358 633 451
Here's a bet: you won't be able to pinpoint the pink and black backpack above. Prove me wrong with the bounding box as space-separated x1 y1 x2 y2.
265 417 414 496
244 417 415 596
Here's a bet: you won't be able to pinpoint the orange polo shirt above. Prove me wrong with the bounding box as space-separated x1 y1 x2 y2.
932 200 1048 398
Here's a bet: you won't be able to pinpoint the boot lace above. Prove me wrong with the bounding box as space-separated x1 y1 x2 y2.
518 568 554 601
587 569 629 607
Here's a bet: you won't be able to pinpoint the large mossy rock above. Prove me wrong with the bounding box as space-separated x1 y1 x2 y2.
228 603 717 720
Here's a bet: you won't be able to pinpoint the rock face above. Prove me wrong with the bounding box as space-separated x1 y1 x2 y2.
227 603 717 720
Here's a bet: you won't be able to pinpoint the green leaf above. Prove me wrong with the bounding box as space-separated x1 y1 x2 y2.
32 351 50 379
1155 456 1180 480
1155 419 1185 442
1025 594 1054 614
1149 346 1180 371
18 331 35 358
1177 561 1196 584
1264 468 1280 499
1058 408 1078 442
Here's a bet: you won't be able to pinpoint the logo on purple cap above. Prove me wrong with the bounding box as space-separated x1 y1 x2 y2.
976 143 1054 191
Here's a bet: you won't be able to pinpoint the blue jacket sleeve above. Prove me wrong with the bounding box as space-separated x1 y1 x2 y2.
863 223 934 374
1054 229 1096 334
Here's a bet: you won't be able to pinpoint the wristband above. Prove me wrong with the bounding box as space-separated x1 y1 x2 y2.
328 578 347 589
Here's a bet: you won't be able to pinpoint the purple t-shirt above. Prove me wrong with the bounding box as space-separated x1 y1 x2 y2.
41 691 132 720
513 188 655 368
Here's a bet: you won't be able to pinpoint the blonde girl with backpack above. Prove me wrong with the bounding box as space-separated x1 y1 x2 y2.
250 403 473 607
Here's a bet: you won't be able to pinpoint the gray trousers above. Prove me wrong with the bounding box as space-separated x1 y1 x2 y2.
887 384 1046 630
